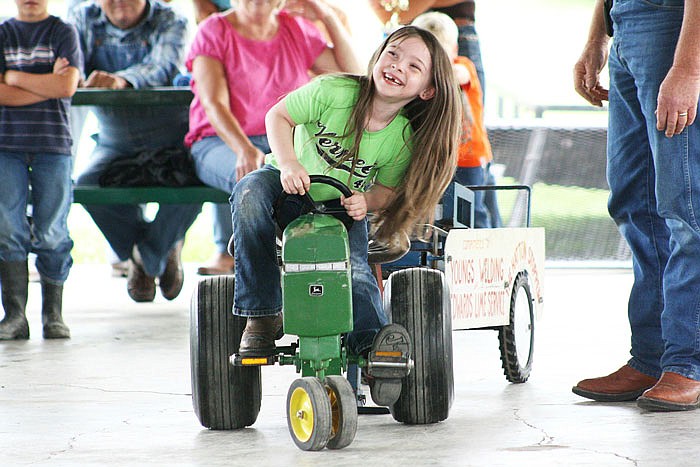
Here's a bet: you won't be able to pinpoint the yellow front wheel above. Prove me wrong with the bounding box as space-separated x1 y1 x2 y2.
286 377 332 451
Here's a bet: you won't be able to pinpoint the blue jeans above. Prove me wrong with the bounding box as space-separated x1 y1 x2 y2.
483 164 502 228
76 107 201 277
231 166 387 355
191 135 270 254
608 0 700 380
0 152 73 284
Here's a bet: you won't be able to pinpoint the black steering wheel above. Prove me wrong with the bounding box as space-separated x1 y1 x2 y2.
275 175 355 232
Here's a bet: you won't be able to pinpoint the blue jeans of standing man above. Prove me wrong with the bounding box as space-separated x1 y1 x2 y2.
608 0 700 380
76 107 201 277
0 152 73 284
190 135 270 255
231 166 387 355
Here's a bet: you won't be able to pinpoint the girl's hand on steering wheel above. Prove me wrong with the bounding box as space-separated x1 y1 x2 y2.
280 161 311 195
341 191 368 221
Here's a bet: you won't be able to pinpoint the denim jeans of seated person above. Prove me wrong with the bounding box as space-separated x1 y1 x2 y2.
76 107 200 278
190 135 270 255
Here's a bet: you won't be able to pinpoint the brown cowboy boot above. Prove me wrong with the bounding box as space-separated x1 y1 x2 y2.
238 313 284 357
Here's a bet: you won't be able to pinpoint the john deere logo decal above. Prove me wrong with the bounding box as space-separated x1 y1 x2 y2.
309 284 324 297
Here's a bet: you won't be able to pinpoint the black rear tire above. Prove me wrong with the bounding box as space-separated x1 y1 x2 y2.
498 272 534 383
190 275 261 429
384 268 454 424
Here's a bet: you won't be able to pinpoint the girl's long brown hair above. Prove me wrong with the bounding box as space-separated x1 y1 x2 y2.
341 26 461 242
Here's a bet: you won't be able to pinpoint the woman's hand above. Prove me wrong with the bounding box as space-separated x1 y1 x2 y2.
235 145 265 181
279 160 311 195
285 0 332 22
342 191 368 221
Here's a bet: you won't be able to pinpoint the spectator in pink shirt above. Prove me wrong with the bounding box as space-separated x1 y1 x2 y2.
186 0 360 275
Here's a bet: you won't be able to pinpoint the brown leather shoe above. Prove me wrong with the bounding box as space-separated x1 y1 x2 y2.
127 247 156 303
367 231 411 265
159 241 184 301
637 372 700 411
197 252 234 276
238 314 284 357
572 364 658 402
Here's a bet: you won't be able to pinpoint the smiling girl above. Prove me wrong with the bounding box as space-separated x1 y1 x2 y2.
229 26 461 391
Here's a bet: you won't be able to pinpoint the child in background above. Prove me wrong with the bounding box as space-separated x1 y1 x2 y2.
233 26 462 405
413 11 499 228
0 0 82 340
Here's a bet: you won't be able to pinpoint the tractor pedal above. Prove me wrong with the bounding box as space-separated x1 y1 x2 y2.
230 354 276 366
365 324 414 407
366 323 413 380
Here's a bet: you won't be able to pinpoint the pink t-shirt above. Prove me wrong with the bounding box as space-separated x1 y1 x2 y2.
184 11 327 146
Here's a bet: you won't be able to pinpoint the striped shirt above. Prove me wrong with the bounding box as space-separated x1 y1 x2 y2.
0 16 82 155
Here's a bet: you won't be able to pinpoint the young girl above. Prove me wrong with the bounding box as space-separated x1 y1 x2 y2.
231 26 461 372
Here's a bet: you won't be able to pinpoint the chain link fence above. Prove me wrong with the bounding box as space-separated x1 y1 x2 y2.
487 122 631 263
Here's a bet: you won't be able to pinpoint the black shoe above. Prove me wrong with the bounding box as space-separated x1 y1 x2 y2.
366 323 412 406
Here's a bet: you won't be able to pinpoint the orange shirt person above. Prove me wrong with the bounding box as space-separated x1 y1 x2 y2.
413 11 498 227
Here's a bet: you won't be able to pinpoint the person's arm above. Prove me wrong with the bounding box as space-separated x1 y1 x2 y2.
656 1 700 137
347 182 395 218
4 59 80 99
453 62 470 86
287 0 362 74
0 76 46 106
82 70 130 89
192 55 264 181
265 99 311 195
368 0 465 24
573 0 609 107
192 0 220 24
115 12 188 88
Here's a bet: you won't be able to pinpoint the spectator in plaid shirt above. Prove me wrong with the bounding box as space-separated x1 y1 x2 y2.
69 0 201 304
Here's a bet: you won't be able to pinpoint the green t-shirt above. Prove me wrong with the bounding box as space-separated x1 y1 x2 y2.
266 75 413 201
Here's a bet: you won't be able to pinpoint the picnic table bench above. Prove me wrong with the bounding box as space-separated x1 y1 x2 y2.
70 87 229 205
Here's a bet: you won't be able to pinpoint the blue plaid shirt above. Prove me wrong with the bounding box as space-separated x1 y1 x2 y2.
68 0 187 88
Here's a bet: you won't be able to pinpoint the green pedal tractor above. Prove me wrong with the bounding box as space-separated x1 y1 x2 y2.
190 176 544 451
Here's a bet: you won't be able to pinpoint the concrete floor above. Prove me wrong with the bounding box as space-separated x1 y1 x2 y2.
2 265 700 466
